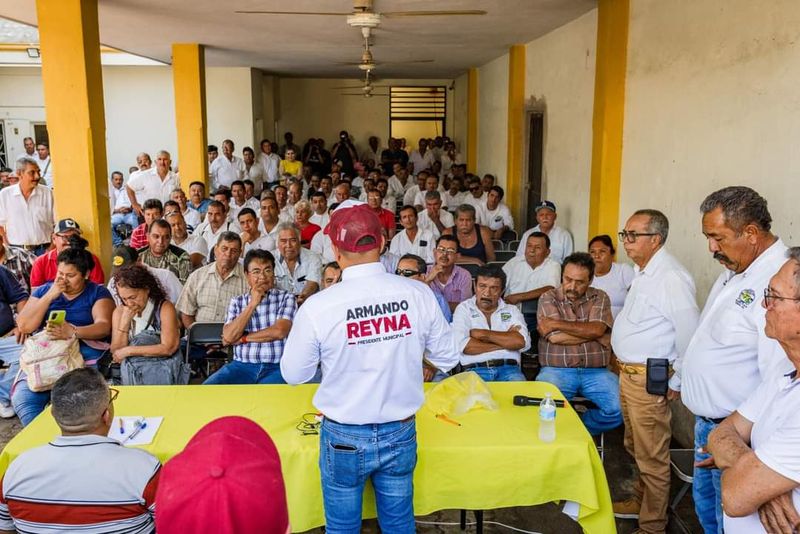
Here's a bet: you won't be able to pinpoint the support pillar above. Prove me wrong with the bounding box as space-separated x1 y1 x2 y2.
36 0 111 270
466 68 478 174
506 45 526 217
172 43 208 193
588 0 630 242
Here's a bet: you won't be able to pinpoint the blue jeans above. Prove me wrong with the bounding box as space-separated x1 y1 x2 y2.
536 367 623 436
0 337 24 405
203 360 285 385
111 212 139 245
694 416 723 534
320 417 417 534
10 361 98 426
468 364 526 382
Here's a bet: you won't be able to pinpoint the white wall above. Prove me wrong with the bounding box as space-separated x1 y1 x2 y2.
476 53 509 186
452 72 469 154
275 77 457 156
525 9 598 247
205 67 258 155
0 67 46 165
621 0 800 299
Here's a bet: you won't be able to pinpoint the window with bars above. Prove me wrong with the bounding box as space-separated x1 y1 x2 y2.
389 86 446 141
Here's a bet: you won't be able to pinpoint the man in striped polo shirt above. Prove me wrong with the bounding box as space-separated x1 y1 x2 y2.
0 368 161 533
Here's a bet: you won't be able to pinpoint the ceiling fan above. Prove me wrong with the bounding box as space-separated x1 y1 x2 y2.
335 36 433 71
236 0 487 39
339 71 389 98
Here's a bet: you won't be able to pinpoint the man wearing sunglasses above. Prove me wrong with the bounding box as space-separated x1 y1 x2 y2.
0 368 161 533
610 209 699 533
677 187 788 533
396 254 451 323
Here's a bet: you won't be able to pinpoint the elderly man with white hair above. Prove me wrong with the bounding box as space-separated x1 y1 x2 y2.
0 157 54 256
125 149 179 215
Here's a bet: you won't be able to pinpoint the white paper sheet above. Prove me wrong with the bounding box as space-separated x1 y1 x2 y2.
108 416 163 446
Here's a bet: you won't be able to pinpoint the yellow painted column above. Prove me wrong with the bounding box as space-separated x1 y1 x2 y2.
172 44 208 192
36 0 112 272
588 0 630 242
466 68 478 174
506 45 526 218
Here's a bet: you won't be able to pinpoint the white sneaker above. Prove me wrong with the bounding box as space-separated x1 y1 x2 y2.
0 402 16 419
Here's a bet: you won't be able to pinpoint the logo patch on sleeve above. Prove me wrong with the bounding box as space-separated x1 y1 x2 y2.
735 289 755 309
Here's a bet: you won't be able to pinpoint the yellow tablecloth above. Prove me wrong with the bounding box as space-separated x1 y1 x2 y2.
0 381 614 533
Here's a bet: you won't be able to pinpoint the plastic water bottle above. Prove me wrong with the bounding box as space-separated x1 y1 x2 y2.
538 393 557 443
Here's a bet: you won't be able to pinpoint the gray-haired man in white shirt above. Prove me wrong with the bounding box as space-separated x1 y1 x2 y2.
610 209 699 533
281 202 458 532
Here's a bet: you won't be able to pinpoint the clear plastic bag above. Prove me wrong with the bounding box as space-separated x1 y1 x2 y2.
424 371 498 416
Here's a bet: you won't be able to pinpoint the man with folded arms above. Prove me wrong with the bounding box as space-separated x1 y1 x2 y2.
452 264 530 382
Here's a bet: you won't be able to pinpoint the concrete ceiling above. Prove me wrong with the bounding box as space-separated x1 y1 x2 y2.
1 0 596 78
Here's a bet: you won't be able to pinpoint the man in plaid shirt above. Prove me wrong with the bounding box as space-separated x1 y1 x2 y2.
536 252 622 436
204 248 297 384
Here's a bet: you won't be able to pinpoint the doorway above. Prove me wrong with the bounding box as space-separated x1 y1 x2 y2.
524 112 544 230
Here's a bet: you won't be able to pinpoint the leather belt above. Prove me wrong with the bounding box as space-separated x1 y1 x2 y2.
462 359 519 370
324 415 415 426
699 415 726 425
10 243 49 251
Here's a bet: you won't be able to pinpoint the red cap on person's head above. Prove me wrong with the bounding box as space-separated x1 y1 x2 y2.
155 416 289 534
324 200 382 253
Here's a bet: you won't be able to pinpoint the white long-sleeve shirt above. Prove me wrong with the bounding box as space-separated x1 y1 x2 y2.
610 248 699 390
281 262 459 424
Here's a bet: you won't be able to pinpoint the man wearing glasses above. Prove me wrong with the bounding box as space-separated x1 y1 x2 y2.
425 235 473 312
676 187 787 533
610 209 699 533
205 249 296 385
708 248 800 533
0 369 161 532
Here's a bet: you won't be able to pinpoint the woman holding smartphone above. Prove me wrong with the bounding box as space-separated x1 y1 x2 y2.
14 238 114 425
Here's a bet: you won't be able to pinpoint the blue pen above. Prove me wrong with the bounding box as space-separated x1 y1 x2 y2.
118 418 125 434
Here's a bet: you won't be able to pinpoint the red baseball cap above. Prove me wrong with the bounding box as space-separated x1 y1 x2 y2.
324 200 382 253
155 416 289 534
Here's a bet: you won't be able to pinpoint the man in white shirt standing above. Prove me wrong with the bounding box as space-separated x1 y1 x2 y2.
15 137 35 162
209 139 246 191
610 209 699 534
708 248 800 534
281 202 458 532
126 150 179 215
0 157 53 256
516 201 573 264
258 139 281 189
408 137 435 176
242 147 266 194
34 142 53 187
452 264 530 381
675 186 788 533
390 206 436 264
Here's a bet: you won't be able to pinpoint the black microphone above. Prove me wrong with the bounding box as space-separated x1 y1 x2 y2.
513 395 565 408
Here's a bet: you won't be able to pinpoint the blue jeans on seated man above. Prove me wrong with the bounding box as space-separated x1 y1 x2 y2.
320 417 417 534
10 361 99 426
693 416 723 534
0 336 24 406
203 360 286 385
535 366 623 436
111 212 140 245
468 364 526 382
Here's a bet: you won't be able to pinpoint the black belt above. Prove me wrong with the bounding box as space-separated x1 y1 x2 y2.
462 359 519 370
699 415 726 425
10 243 48 251
325 415 415 426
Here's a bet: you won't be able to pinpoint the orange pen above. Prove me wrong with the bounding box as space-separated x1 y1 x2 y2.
435 413 462 427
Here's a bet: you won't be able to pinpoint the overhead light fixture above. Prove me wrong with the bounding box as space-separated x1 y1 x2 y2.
26 47 40 58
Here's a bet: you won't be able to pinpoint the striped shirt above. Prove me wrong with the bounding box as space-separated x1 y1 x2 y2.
226 288 297 363
0 434 160 533
537 286 614 368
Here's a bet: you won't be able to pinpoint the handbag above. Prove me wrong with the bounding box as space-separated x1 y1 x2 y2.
19 331 84 392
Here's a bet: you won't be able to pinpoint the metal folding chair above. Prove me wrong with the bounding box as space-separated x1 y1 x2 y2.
669 448 695 534
185 322 228 378
491 239 505 251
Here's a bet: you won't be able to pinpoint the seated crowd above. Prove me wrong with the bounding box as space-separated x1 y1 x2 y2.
0 133 798 534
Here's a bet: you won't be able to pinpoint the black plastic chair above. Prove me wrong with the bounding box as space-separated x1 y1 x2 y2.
494 250 516 263
456 262 480 280
500 229 518 243
185 322 228 378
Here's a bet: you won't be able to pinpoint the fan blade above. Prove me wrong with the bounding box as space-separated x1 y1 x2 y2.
234 10 351 15
381 10 487 18
377 59 434 64
330 85 390 89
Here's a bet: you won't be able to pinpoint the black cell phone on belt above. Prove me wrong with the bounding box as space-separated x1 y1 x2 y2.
646 358 670 396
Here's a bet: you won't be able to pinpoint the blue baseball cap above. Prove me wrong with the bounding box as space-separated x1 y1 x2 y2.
534 200 557 213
